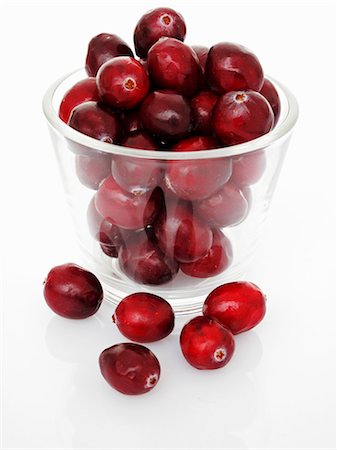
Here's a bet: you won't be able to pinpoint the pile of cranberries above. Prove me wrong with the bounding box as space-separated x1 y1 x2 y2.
58 7 281 286
44 263 266 395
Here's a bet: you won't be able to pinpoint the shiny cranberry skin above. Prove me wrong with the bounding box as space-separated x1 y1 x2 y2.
59 78 99 123
181 229 233 278
99 343 160 395
180 316 235 370
112 293 174 342
260 79 280 124
203 281 266 334
119 131 158 150
119 232 179 285
85 33 134 77
95 176 162 230
43 263 103 319
195 182 249 227
140 90 192 141
165 136 231 201
230 150 266 186
148 37 201 97
191 45 209 88
121 110 142 135
206 42 264 94
213 91 274 145
134 7 186 58
191 90 218 135
75 153 111 190
97 57 149 110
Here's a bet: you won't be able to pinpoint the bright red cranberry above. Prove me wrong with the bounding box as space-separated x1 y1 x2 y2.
140 90 192 141
154 201 212 263
112 293 174 342
230 150 266 186
97 57 149 110
99 343 160 395
203 281 266 334
191 90 218 135
191 45 209 88
119 232 179 285
212 91 274 145
75 153 111 190
206 42 264 94
181 229 233 278
59 78 99 123
260 79 280 124
95 176 162 230
147 38 201 97
180 316 235 370
165 137 231 201
85 33 134 77
134 7 186 58
121 110 143 135
43 263 103 319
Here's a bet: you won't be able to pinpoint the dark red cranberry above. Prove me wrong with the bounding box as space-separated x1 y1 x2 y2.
203 281 266 334
99 343 160 395
181 229 233 278
75 153 111 190
191 90 218 135
260 79 280 124
154 201 212 263
121 110 143 135
98 219 125 258
212 91 274 145
119 232 179 285
134 7 186 58
112 293 174 342
230 150 266 186
85 33 134 77
180 316 235 370
59 78 99 123
140 90 192 141
43 263 103 319
147 37 201 97
191 45 209 88
97 57 149 110
95 176 162 230
206 42 264 94
165 137 231 201
119 131 159 150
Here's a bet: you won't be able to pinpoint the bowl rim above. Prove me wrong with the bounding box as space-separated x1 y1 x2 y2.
42 68 299 160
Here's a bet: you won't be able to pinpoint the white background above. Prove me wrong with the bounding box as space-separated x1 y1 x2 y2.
1 0 336 449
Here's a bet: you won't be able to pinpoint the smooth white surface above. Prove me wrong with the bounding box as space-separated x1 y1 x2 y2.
1 1 336 449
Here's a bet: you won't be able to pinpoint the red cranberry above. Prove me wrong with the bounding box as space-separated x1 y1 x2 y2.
85 33 134 77
181 229 233 278
75 153 111 190
154 201 212 263
203 281 266 334
191 45 209 88
147 37 201 97
95 176 162 230
260 79 280 124
43 263 103 319
59 78 99 123
119 232 179 285
206 42 264 94
99 343 160 395
212 91 274 145
140 90 192 141
180 316 235 370
134 7 186 58
191 90 218 135
230 150 266 186
97 57 149 110
98 219 125 258
121 110 143 135
112 293 174 342
165 137 231 201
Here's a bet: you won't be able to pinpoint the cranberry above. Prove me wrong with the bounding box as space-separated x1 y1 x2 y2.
203 281 266 334
97 57 149 110
147 37 201 97
99 343 160 395
85 33 134 77
95 176 162 230
212 91 274 145
119 232 179 285
121 110 143 135
98 218 125 258
181 229 233 278
59 78 99 123
230 150 266 186
43 263 103 319
112 293 174 342
87 196 103 238
206 42 264 94
191 90 218 135
75 153 111 190
140 90 192 141
195 182 249 228
134 7 186 58
180 316 235 370
154 201 212 263
191 45 209 88
260 79 280 124
165 137 231 201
